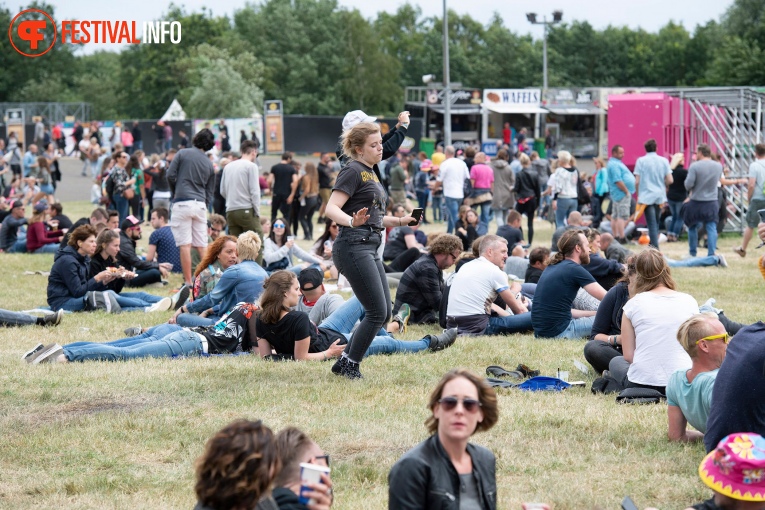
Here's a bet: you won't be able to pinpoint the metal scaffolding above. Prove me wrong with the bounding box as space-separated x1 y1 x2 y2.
0 102 91 125
665 87 765 232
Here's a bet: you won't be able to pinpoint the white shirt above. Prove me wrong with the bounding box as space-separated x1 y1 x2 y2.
623 291 697 387
437 157 470 199
447 257 510 317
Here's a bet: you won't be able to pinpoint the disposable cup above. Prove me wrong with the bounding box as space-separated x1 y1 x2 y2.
298 462 331 505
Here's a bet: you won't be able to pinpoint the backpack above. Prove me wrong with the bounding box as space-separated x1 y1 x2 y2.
104 171 115 199
576 169 591 206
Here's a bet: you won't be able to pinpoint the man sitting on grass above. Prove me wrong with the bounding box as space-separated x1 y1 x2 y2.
392 233 463 327
531 229 607 339
524 246 550 284
446 235 532 335
667 313 727 443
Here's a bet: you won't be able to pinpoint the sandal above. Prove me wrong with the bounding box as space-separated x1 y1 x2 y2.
486 365 523 379
516 364 541 378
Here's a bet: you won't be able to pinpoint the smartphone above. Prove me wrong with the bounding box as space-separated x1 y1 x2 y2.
408 208 424 226
621 496 639 510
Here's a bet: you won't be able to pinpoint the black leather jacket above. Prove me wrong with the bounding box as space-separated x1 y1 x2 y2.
388 434 496 509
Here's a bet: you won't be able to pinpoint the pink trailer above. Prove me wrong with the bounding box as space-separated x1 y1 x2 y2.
606 92 672 170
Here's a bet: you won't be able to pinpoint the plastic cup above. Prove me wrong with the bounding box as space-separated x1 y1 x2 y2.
298 462 331 505
287 235 295 242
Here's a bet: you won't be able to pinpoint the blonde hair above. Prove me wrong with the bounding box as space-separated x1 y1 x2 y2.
236 231 262 262
519 153 531 167
670 153 685 170
557 150 572 166
341 122 380 161
676 312 720 358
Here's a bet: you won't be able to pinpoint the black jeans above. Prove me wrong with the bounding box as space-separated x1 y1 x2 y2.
583 339 622 375
332 227 391 363
385 247 421 273
515 198 537 244
271 193 291 222
299 196 319 239
125 268 162 287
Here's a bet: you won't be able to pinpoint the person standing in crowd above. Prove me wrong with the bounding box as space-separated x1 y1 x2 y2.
514 153 540 244
490 149 514 227
144 149 173 212
685 144 722 259
324 122 416 380
297 162 321 241
217 119 231 152
734 143 765 257
591 157 608 228
163 122 173 152
220 140 263 262
109 151 134 223
388 155 409 211
469 152 494 225
317 152 334 223
634 138 672 248
414 159 432 224
130 121 142 153
606 145 635 244
388 369 498 510
269 152 296 223
666 153 688 242
551 150 579 229
152 121 165 155
120 125 133 154
167 128 216 287
437 146 470 234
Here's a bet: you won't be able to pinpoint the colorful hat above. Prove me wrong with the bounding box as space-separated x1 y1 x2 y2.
420 159 433 171
699 433 765 502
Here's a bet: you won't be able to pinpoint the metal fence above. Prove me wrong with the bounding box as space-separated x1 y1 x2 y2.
0 102 91 124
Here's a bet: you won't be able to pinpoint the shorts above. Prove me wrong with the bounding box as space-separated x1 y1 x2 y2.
613 195 632 220
745 198 765 228
170 200 208 247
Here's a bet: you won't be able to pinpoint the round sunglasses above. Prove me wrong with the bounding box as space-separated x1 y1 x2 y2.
438 396 482 413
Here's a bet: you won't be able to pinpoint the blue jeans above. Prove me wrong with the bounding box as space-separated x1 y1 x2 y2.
555 198 578 228
176 313 218 328
60 295 85 312
318 295 429 357
114 291 163 310
667 200 684 237
688 221 717 257
112 193 129 224
63 325 201 362
485 312 534 335
493 208 510 227
287 263 320 276
431 195 443 222
541 316 595 339
666 255 720 268
0 308 37 326
444 196 462 234
642 203 662 248
332 228 390 363
34 243 59 254
8 236 27 253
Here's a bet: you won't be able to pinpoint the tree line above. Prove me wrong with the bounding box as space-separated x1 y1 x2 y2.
1 0 763 120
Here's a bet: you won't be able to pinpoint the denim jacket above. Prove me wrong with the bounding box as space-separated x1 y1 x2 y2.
186 260 266 316
388 434 496 510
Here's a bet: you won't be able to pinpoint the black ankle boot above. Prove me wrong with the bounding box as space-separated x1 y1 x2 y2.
341 359 363 380
331 356 349 375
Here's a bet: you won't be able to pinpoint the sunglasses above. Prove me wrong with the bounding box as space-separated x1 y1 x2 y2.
273 223 286 228
438 397 482 413
696 333 730 345
311 454 330 467
330 224 338 228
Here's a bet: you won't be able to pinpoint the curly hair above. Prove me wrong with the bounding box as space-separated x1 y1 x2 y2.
195 419 279 510
237 231 262 262
427 233 462 256
195 235 237 278
68 224 97 248
425 369 498 436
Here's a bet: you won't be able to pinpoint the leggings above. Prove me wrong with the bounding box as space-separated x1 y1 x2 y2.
515 198 537 244
299 195 319 239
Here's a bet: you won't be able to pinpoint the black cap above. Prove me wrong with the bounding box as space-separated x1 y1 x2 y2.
11 200 23 210
298 267 323 291
120 215 141 231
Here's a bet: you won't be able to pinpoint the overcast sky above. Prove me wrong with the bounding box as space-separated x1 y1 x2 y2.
7 0 732 53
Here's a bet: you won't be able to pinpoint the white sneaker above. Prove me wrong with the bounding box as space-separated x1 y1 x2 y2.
146 297 172 312
32 343 64 364
22 343 44 362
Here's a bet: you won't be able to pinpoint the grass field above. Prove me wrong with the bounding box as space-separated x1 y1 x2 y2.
0 200 761 509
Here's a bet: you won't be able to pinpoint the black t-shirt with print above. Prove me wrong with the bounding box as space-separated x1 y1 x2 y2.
271 163 296 196
332 160 387 229
255 310 343 358
193 302 258 354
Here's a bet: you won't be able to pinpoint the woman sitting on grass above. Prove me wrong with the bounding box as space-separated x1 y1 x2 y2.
607 249 698 394
311 218 339 279
262 217 326 275
26 200 64 254
255 271 457 362
25 301 260 364
388 369 498 509
46 224 121 312
173 231 267 328
455 206 486 252
192 234 238 301
88 228 176 312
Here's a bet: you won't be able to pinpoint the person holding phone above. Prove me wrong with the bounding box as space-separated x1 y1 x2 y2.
388 369 498 509
324 122 417 379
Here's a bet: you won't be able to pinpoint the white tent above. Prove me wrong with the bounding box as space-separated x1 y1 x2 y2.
160 99 187 121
